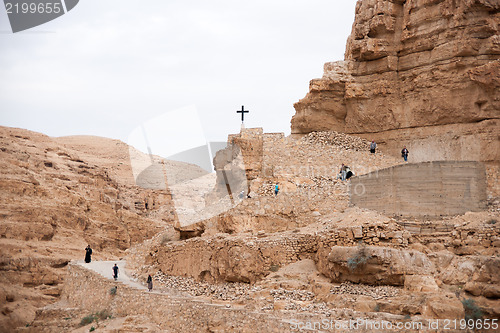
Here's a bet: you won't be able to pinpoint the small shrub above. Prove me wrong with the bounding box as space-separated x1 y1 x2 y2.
80 315 96 326
80 310 112 327
487 219 497 225
403 314 411 320
374 304 380 312
89 327 95 332
462 298 483 320
347 243 372 271
269 264 280 272
109 286 117 295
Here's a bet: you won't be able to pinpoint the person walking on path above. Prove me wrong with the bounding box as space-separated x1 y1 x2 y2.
147 275 153 291
341 164 347 181
401 146 409 162
84 245 92 263
274 183 279 196
337 164 346 181
370 140 377 154
112 264 119 281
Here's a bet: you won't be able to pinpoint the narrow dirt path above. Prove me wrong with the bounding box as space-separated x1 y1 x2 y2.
76 260 150 291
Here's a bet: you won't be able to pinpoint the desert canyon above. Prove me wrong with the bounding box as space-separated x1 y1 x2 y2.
0 0 499 332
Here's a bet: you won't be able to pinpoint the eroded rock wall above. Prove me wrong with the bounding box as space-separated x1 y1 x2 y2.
292 0 500 163
0 126 174 330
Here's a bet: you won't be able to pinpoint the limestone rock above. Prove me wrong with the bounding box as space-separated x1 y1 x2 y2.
464 257 500 298
317 245 435 286
292 0 500 165
423 293 465 320
0 126 176 330
439 255 500 296
404 275 439 293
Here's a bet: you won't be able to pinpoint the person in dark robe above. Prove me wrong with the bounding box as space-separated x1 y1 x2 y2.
345 166 354 180
84 245 92 263
401 146 409 162
147 275 153 291
112 264 119 280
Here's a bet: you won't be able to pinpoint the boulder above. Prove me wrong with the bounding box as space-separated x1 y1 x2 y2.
317 245 435 286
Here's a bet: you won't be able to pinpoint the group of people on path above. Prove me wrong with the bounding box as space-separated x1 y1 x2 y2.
337 164 353 181
337 141 409 181
84 245 153 291
369 140 409 162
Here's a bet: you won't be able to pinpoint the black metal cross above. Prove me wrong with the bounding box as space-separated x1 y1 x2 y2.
236 105 249 122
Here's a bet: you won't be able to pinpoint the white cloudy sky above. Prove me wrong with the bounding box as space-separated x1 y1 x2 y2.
0 0 357 147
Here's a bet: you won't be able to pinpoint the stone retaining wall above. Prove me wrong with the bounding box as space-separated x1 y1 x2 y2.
149 216 499 284
349 161 487 217
149 233 318 284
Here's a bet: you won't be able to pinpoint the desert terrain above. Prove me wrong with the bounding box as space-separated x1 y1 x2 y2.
1 0 499 332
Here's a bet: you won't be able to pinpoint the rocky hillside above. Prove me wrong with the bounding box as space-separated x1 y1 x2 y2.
0 127 193 331
292 0 499 165
55 135 209 188
122 128 499 331
11 125 498 331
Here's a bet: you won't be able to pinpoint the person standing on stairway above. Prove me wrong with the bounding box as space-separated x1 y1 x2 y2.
370 140 377 154
401 146 409 162
112 264 119 281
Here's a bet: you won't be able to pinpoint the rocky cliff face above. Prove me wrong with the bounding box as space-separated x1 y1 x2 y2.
292 0 499 164
0 127 177 330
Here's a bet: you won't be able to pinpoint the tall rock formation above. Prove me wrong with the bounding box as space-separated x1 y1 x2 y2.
292 0 499 164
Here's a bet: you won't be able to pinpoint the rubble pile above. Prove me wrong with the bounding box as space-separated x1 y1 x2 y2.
270 288 315 302
151 271 257 300
282 302 334 316
257 181 278 196
301 131 371 151
330 281 401 300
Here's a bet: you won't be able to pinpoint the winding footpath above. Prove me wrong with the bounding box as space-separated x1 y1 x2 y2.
76 260 148 291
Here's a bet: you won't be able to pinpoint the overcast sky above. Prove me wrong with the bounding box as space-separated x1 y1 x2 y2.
0 0 357 148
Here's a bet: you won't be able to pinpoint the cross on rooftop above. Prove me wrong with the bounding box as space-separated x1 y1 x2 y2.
236 105 249 123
